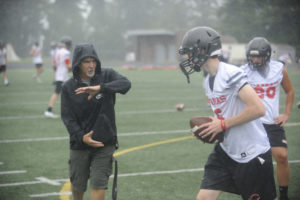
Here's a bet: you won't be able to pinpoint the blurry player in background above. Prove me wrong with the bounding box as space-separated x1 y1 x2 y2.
29 41 43 83
241 37 294 200
0 41 9 86
178 26 277 200
44 37 72 118
50 41 58 84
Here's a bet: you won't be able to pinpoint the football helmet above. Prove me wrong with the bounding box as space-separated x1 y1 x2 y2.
60 36 72 50
178 26 222 83
246 37 271 70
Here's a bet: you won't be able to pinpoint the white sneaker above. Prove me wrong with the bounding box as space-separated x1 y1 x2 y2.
44 111 59 118
4 79 9 86
36 77 41 83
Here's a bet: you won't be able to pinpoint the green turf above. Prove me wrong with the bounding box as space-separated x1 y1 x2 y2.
0 66 299 200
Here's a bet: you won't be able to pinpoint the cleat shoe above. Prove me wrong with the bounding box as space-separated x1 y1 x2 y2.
44 111 59 118
36 77 41 83
4 79 9 86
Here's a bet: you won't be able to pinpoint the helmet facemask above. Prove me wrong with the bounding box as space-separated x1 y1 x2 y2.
179 45 209 83
246 37 271 70
248 54 270 70
178 27 222 83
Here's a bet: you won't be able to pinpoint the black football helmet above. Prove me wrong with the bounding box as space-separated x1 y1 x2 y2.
178 26 222 83
60 36 72 50
246 37 271 70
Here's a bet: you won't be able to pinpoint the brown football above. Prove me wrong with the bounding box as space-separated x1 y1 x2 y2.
189 116 224 143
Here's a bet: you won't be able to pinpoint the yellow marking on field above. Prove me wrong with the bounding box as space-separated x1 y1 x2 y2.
60 181 71 200
59 135 193 200
113 135 193 157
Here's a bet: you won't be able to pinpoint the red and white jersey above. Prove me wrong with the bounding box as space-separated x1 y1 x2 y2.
54 48 70 81
241 60 283 124
205 62 270 163
31 45 43 64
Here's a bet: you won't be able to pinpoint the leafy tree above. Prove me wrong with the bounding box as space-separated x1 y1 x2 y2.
218 0 300 54
0 0 45 57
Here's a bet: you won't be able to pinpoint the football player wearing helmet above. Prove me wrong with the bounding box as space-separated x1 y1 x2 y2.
178 27 277 200
178 26 222 83
241 37 294 200
44 37 73 118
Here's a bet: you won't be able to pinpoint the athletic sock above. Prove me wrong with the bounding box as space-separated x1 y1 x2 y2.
47 107 53 112
279 186 289 200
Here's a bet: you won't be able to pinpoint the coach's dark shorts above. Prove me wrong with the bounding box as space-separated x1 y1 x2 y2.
200 144 276 200
0 65 6 73
263 123 287 148
54 81 63 94
69 145 115 192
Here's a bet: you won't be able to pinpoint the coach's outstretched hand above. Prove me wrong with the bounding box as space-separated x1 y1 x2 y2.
75 85 101 100
83 130 104 148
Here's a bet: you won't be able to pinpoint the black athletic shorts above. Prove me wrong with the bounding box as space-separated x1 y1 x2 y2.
263 123 287 148
0 65 6 73
35 63 43 68
54 81 63 94
200 144 277 200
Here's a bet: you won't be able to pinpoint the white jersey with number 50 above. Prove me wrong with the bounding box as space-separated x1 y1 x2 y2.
241 60 283 124
205 62 270 163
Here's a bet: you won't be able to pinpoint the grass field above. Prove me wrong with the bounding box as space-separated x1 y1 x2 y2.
0 65 299 200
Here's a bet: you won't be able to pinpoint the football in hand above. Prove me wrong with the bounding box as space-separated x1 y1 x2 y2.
189 116 224 143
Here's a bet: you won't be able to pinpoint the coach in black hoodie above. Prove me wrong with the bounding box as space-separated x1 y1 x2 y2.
61 44 131 200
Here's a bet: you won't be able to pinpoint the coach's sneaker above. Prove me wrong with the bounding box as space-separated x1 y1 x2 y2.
44 111 58 119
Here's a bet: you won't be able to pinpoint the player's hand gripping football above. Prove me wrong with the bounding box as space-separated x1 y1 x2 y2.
190 116 224 143
75 85 101 100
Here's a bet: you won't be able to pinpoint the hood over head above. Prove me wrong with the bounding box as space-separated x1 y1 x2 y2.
72 44 101 80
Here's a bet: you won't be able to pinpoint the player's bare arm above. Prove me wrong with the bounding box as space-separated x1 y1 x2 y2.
226 84 265 128
274 68 294 126
198 84 265 139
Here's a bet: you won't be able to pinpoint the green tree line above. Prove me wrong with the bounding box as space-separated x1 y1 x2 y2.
0 0 299 60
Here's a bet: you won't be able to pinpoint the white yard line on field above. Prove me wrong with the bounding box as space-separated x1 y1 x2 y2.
0 115 47 120
29 192 72 198
1 122 299 144
0 159 298 198
0 104 297 120
0 130 188 143
0 179 68 187
0 170 27 175
117 167 205 177
0 108 203 120
35 177 62 186
0 136 68 143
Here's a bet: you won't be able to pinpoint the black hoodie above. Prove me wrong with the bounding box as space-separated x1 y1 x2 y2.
61 44 131 150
